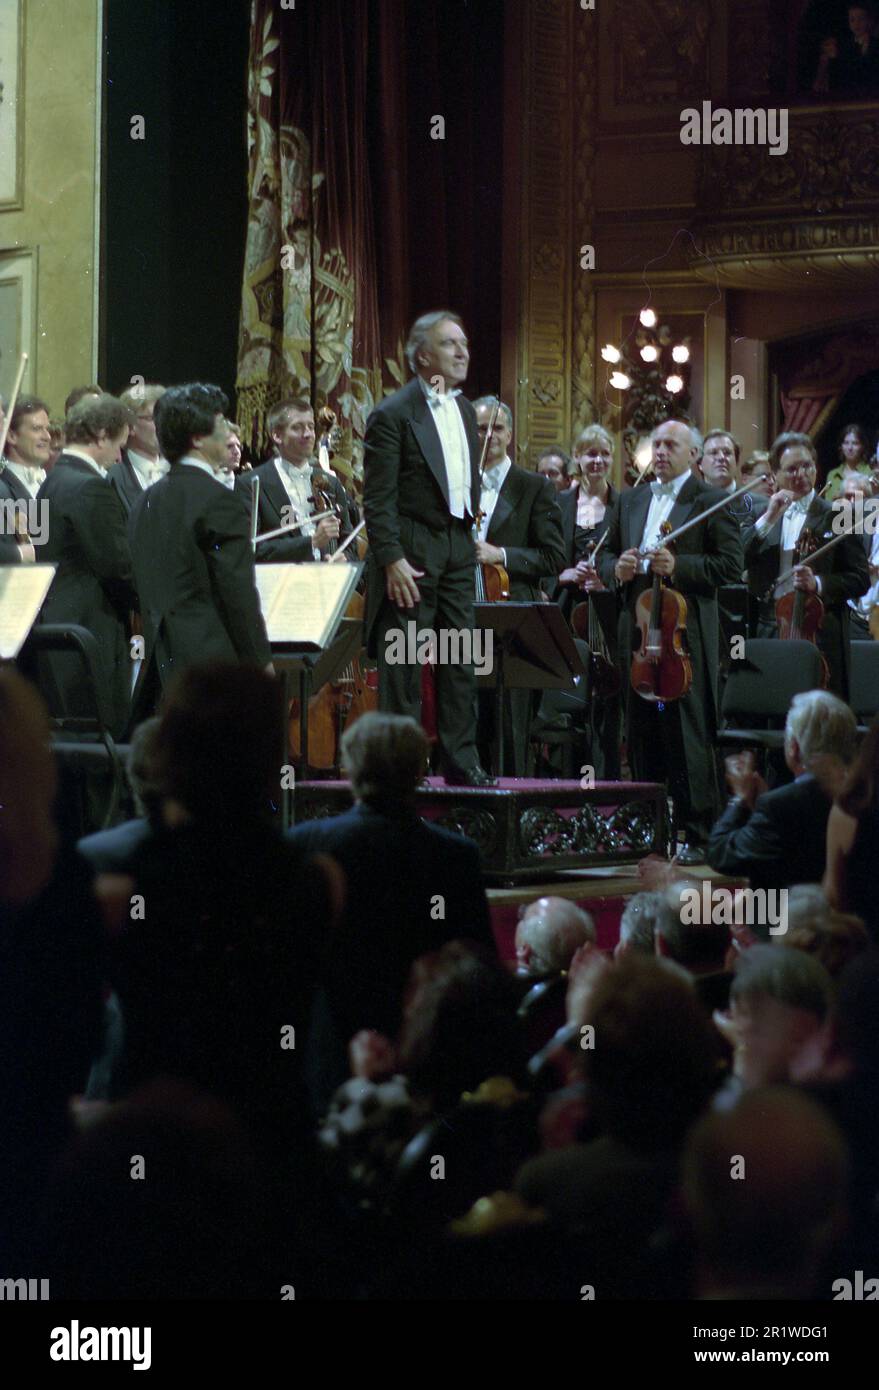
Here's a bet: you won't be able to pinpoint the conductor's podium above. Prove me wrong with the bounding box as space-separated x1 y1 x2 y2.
293 777 668 886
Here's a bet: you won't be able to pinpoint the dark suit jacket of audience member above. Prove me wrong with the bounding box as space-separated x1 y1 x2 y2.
35 454 137 739
484 465 566 601
288 801 494 1047
109 822 329 1139
128 463 271 690
236 460 355 564
107 451 148 517
78 816 153 874
706 772 832 897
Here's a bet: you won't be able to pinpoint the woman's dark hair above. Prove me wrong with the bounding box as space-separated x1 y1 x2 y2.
837 423 870 463
398 943 526 1108
838 717 879 819
155 384 228 464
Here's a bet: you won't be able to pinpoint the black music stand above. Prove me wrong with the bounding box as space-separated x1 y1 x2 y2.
474 602 586 776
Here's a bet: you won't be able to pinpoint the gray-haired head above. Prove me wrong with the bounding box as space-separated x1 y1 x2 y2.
785 690 858 769
472 396 513 430
405 310 465 373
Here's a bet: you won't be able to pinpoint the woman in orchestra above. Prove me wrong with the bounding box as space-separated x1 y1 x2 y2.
550 423 621 778
824 422 873 501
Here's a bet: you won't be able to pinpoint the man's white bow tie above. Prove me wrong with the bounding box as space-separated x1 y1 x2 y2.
29 468 47 489
650 480 676 499
425 385 462 405
789 497 809 514
482 468 504 491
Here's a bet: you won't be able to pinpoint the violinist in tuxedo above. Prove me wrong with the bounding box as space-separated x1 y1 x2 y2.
238 398 353 563
363 310 494 786
743 432 869 699
598 419 743 859
35 394 137 739
471 397 565 775
106 385 169 517
128 384 272 689
0 395 51 564
698 429 768 528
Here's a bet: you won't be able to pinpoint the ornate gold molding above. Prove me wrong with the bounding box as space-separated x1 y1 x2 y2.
571 3 599 437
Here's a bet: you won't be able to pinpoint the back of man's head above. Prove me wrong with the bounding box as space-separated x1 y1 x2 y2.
682 1087 848 1298
615 891 664 957
154 383 228 464
655 881 732 972
515 897 595 977
155 663 282 824
341 712 428 806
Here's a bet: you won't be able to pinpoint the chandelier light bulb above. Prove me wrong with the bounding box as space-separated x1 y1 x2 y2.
640 345 658 363
601 344 621 364
635 439 653 471
639 309 657 328
609 371 631 390
665 374 684 394
672 344 690 364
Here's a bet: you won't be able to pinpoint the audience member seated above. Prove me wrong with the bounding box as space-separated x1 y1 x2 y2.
707 689 857 894
107 663 333 1157
713 944 833 1111
614 891 666 957
824 719 879 942
288 712 494 1104
77 717 163 872
682 1088 848 1300
785 909 869 980
514 956 721 1297
515 896 595 979
652 881 735 1014
0 671 105 1263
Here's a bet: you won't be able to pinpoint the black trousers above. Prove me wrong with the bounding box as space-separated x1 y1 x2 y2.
375 514 480 772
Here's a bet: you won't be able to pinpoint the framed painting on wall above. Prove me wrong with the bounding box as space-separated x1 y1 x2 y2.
0 247 37 401
0 0 23 210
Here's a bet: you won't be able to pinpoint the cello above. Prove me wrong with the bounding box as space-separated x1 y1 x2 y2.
629 520 692 702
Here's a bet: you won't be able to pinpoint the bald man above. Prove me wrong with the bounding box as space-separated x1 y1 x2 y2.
515 896 595 978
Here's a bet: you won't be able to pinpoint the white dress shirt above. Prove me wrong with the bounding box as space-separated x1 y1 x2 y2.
852 530 879 618
3 459 46 497
128 449 169 490
273 456 321 559
477 457 511 555
418 376 471 518
639 470 691 570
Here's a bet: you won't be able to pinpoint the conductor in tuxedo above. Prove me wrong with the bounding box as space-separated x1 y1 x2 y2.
237 398 353 563
35 394 137 739
471 396 566 775
598 419 743 858
743 432 869 699
363 310 493 785
128 383 272 689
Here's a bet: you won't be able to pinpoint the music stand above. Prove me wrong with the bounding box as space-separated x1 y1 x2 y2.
254 561 363 828
474 602 586 775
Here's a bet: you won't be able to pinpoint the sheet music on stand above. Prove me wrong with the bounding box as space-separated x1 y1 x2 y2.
0 564 55 659
254 561 364 827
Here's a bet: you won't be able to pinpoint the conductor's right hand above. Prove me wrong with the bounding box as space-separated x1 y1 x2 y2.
385 557 425 608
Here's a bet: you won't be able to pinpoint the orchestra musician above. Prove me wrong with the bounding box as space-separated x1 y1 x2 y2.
363 309 494 786
240 398 354 563
128 384 272 690
743 432 869 699
598 419 743 861
471 396 566 775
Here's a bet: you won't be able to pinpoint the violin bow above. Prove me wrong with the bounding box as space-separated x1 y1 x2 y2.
767 523 860 600
253 508 335 546
637 480 765 557
0 351 29 463
329 518 365 562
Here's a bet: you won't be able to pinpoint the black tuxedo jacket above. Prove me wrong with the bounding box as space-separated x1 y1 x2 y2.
35 454 136 737
743 494 869 697
128 463 271 688
363 376 481 567
0 463 34 563
485 464 566 601
706 773 832 898
237 459 354 564
107 452 147 517
288 801 493 1080
599 475 743 716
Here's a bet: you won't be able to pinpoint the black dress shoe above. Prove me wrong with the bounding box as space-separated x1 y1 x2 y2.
443 765 498 787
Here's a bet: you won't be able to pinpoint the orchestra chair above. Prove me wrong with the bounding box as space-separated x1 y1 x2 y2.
848 640 879 734
718 638 825 760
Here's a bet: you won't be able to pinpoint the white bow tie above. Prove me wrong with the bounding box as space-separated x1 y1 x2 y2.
28 468 46 490
425 386 462 406
789 497 809 514
650 480 676 499
482 468 504 492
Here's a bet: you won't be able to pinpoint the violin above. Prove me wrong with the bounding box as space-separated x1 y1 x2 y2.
774 526 830 687
629 520 692 703
569 533 620 698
